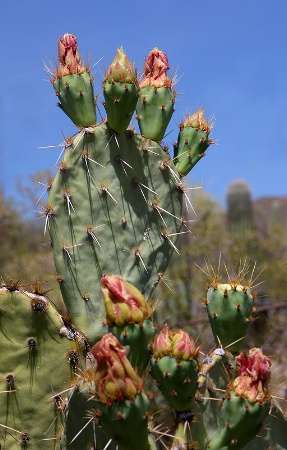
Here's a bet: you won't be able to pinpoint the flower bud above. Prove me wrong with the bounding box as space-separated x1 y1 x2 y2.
101 275 151 326
140 47 172 88
104 47 138 83
152 324 200 361
232 348 271 403
91 333 143 403
181 106 212 134
55 33 86 79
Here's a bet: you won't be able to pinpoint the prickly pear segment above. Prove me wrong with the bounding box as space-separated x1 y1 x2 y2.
174 107 213 176
86 334 150 450
207 348 272 450
205 281 255 353
150 325 200 411
103 47 139 134
136 48 175 141
52 33 97 127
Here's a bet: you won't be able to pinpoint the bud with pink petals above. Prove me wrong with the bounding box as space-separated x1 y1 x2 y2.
207 348 272 450
91 333 142 403
101 274 151 327
101 275 155 376
136 48 176 141
52 34 97 127
88 334 150 450
150 325 200 411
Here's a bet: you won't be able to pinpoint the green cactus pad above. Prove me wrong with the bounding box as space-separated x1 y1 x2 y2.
109 319 155 375
93 393 150 450
136 86 175 141
53 72 97 127
47 123 183 344
150 355 199 412
244 400 287 450
207 391 271 450
103 81 139 134
64 388 118 450
0 285 82 449
174 126 210 177
205 283 254 353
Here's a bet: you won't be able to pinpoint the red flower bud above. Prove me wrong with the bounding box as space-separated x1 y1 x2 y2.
53 33 86 80
101 275 151 326
152 324 200 361
140 48 172 88
232 348 271 403
91 333 143 403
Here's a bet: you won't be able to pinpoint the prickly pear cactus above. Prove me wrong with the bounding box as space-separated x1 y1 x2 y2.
1 33 287 450
0 282 85 449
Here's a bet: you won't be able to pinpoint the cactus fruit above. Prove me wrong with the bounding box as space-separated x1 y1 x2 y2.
52 34 97 127
75 333 151 450
103 47 139 134
136 48 176 141
102 274 156 374
205 278 255 353
207 348 272 450
150 324 200 412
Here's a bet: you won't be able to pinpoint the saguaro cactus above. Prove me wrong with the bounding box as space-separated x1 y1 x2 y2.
1 34 286 450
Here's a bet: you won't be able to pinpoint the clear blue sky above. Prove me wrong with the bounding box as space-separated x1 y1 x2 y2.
1 1 287 213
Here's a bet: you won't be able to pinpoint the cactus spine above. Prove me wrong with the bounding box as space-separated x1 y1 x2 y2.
1 34 286 450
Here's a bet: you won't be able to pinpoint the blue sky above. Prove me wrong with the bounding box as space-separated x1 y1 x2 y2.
1 1 287 213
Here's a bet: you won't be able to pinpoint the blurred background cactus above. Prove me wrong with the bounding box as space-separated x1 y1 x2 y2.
0 34 287 450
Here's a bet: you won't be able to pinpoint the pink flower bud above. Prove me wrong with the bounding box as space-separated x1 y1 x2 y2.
152 324 171 356
101 275 151 326
91 333 143 403
140 48 172 88
54 33 86 79
232 348 271 403
152 324 200 361
170 329 200 360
